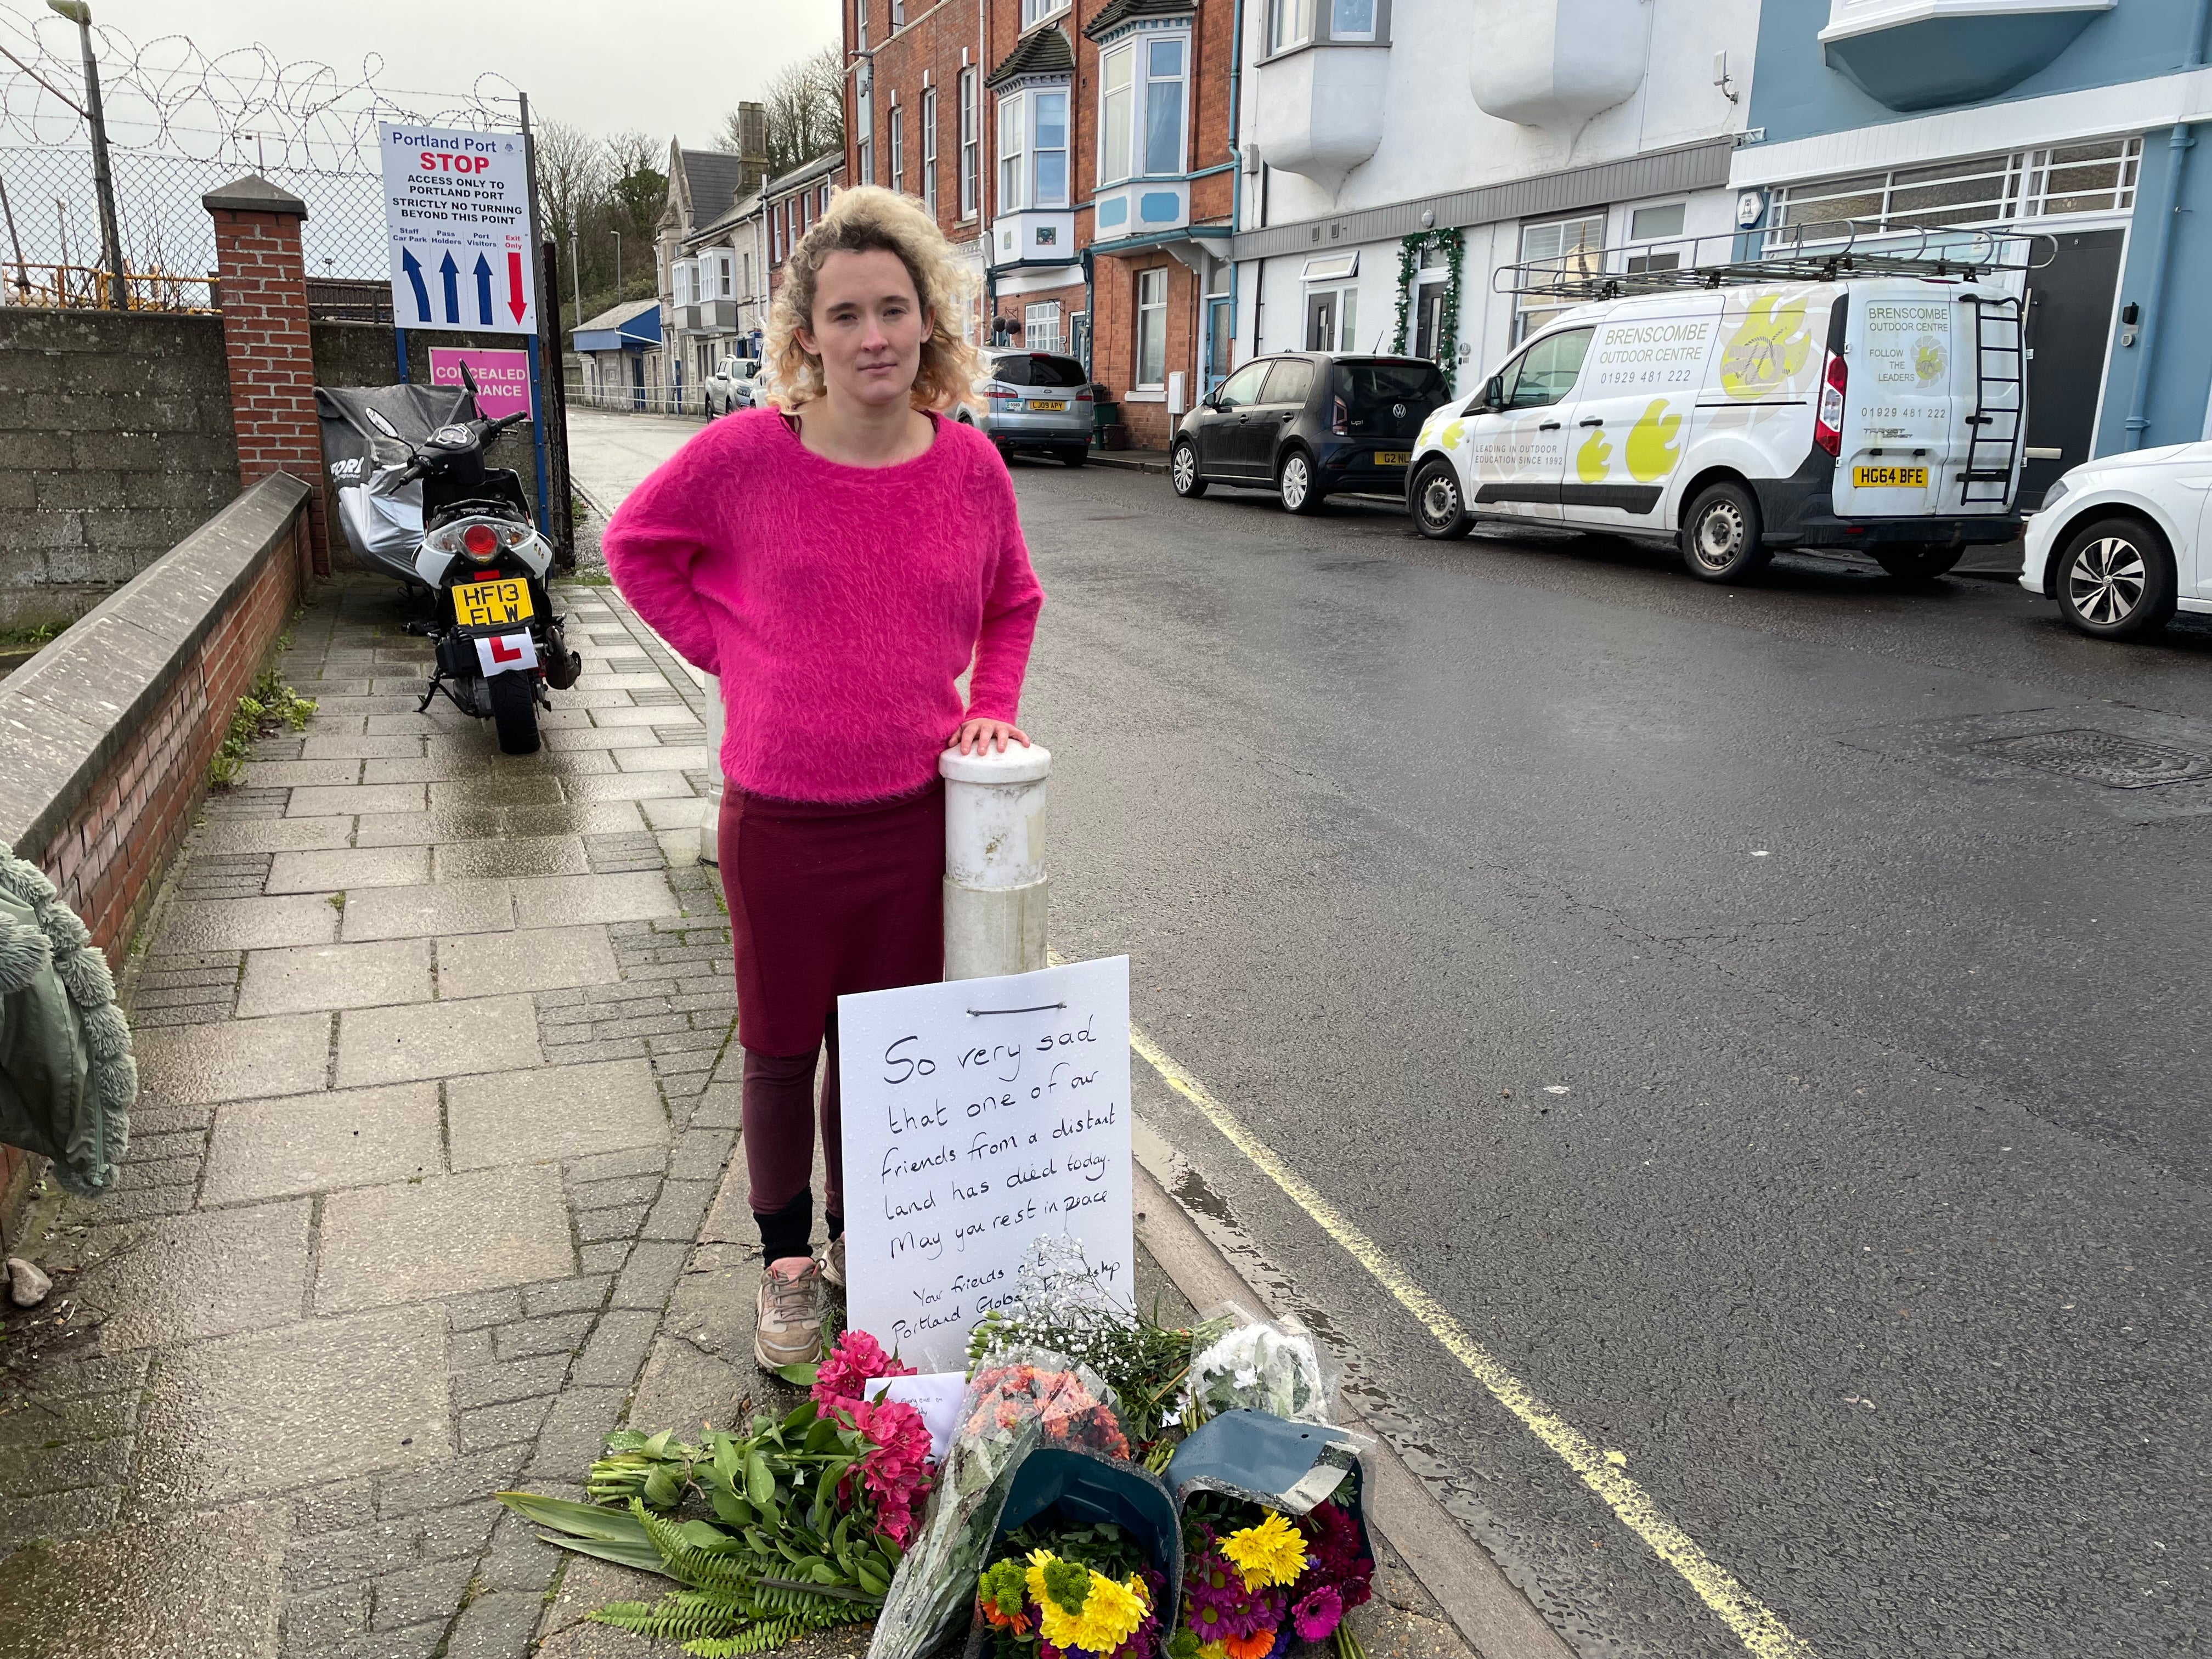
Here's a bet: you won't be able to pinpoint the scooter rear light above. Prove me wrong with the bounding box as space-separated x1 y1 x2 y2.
462 522 500 560
1815 353 1847 458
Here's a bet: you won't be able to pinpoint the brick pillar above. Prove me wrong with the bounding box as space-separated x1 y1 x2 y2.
202 175 330 574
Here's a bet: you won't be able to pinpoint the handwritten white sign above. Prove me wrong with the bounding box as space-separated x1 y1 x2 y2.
839 957 1132 1372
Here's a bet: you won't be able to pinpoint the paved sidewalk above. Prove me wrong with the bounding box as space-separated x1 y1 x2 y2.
0 574 783 1659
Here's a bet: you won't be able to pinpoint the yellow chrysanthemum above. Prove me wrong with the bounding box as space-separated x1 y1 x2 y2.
1220 1511 1307 1590
1067 1572 1147 1652
1198 1645 1229 1659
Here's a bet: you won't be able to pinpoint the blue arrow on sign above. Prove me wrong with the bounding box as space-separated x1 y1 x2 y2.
399 247 431 323
438 252 460 325
472 253 494 327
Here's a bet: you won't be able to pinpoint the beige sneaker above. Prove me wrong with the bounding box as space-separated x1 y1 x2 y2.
819 1235 845 1289
754 1262 825 1370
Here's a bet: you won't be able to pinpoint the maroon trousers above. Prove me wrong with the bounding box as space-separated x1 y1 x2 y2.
718 780 944 1254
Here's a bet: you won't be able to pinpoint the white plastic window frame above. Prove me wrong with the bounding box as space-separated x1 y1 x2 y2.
1099 43 1135 186
1267 0 1389 55
1024 300 1063 351
959 67 981 220
1033 87 1070 208
888 104 904 192
1098 30 1190 185
922 87 940 215
1135 266 1168 388
1022 0 1070 23
1142 36 1188 178
998 91 1029 213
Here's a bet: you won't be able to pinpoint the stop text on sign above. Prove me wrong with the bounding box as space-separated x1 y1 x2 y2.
418 153 493 173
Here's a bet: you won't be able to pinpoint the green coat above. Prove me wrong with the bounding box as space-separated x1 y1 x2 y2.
0 854 134 1197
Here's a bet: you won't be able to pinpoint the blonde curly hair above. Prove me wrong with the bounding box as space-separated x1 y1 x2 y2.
764 185 981 413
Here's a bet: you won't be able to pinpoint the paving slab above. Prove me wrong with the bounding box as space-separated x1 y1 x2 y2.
510 871 680 928
236 758 363 788
433 835 590 882
640 796 710 830
0 1504 286 1659
158 894 338 952
429 775 563 810
136 1306 450 1503
353 806 510 847
200 1083 443 1204
435 925 620 998
286 783 428 817
505 800 649 836
266 845 431 894
559 771 697 803
447 1059 668 1171
617 744 712 772
543 726 662 751
137 1011 331 1104
189 816 355 855
301 733 428 760
72 1199 312 1350
341 878 514 941
591 705 702 728
335 992 543 1087
235 938 432 1018
318 1166 573 1312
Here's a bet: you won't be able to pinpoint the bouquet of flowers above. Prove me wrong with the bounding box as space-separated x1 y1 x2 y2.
1181 1312 1333 1430
1178 1491 1374 1659
976 1519 1170 1659
869 1346 1133 1659
812 1330 929 1546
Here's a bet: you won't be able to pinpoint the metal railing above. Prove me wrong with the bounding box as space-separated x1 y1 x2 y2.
1494 221 2057 304
0 259 212 311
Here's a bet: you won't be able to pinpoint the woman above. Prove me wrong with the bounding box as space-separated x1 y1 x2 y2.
604 186 1043 1369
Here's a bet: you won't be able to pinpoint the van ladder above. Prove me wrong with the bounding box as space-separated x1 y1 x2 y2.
1960 294 2025 505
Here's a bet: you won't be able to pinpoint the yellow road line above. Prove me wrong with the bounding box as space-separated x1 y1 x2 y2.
1129 1025 1817 1659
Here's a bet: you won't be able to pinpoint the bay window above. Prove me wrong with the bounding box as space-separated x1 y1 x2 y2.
1021 0 1068 22
1098 34 1188 185
1034 91 1068 207
1269 0 1384 52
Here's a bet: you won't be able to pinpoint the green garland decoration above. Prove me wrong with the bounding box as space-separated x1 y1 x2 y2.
1389 228 1465 393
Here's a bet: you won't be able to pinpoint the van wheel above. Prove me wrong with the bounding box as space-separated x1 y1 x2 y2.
489 673 541 755
1680 481 1769 583
1874 545 1963 583
1171 439 1207 498
1278 448 1325 515
1410 458 1471 539
2056 516 2177 639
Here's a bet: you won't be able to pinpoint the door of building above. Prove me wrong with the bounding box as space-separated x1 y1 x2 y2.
1306 290 1338 353
2021 229 2123 508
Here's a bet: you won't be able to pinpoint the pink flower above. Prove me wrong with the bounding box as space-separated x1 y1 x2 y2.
812 1329 915 1410
848 1395 934 1547
1291 1586 1344 1642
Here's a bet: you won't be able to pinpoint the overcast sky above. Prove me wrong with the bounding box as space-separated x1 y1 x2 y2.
65 1 839 151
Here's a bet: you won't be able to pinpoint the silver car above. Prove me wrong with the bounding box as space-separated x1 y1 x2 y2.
970 350 1092 465
704 355 761 417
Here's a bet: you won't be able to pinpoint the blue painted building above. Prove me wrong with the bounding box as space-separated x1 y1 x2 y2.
1735 0 2212 501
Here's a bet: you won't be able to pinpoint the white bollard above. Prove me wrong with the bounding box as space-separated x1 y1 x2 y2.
939 741 1051 980
698 672 725 867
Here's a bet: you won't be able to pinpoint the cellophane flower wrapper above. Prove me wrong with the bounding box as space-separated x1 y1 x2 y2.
868 1345 1130 1659
1182 1305 1338 1429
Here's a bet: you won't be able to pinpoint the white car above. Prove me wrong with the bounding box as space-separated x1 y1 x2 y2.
2021 440 2212 639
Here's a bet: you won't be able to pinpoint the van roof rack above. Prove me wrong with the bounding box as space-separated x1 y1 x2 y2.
1493 220 2055 303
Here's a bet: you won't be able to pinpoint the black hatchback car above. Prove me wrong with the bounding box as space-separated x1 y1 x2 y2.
1171 353 1448 514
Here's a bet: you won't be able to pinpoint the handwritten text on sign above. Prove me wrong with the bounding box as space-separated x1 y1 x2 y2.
840 958 1132 1373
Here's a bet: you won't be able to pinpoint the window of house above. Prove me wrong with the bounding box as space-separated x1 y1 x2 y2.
742 250 753 294
1204 259 1232 384
893 0 905 22
1330 0 1378 40
819 183 830 217
922 87 940 214
998 93 1028 211
1022 0 1069 21
1269 0 1383 52
1304 285 1356 351
959 68 981 218
1100 46 1133 184
1136 267 1167 386
1143 39 1186 176
1769 139 2141 245
1624 202 1683 273
1270 0 1314 51
856 0 867 50
1034 90 1068 206
857 68 874 184
1024 301 1062 351
889 105 904 192
1515 212 1604 340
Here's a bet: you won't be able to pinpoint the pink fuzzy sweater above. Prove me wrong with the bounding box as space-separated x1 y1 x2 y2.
603 409 1044 805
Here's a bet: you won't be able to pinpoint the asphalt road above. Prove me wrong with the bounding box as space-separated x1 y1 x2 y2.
1013 464 2212 1659
569 410 2211 1659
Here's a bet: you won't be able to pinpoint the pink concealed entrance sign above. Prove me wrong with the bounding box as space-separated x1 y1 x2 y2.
429 347 533 418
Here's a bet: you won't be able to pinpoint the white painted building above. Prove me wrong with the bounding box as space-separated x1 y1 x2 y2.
1231 0 1763 388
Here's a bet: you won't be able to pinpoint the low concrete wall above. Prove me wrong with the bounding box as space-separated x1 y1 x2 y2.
0 308 242 630
0 472 312 1244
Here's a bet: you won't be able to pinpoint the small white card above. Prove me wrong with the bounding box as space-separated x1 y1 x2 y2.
862 1371 969 1463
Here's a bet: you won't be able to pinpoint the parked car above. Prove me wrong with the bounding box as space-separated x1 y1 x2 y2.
2020 439 2212 639
705 354 762 417
963 350 1092 465
1171 354 1446 513
1404 270 2027 581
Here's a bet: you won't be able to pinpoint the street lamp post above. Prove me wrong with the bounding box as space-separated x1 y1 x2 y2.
613 229 622 298
47 1 127 309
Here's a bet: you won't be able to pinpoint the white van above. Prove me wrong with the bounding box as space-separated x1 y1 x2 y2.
1407 252 2030 582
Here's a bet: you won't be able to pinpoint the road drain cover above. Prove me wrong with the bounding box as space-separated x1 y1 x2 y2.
1973 729 2212 789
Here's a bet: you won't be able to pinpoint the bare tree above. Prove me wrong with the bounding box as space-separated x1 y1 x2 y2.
533 117 605 256
760 44 845 177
